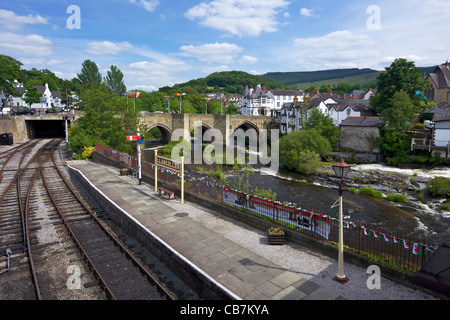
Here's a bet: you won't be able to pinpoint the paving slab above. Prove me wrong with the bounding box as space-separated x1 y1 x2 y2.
67 160 345 300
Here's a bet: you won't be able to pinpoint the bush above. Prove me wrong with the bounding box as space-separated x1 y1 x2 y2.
427 177 450 198
81 146 95 160
359 187 383 198
349 187 358 194
440 202 450 211
387 194 408 203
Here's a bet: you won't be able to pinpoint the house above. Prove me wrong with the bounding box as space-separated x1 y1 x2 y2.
2 83 66 109
424 63 450 103
344 88 376 100
240 84 304 116
339 116 383 153
2 83 65 109
278 103 304 134
306 96 373 126
423 102 450 147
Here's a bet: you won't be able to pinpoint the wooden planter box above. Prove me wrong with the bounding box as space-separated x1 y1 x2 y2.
268 229 285 245
120 168 130 176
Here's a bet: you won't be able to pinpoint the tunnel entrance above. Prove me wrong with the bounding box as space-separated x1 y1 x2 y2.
26 120 66 138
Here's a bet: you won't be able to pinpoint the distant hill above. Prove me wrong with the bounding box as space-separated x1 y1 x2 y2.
162 71 290 94
264 68 379 86
263 66 438 91
162 66 439 94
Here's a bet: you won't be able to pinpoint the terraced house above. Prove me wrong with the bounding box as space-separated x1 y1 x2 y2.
240 84 304 116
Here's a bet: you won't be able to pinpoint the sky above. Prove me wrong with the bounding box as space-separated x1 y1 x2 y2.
0 0 449 92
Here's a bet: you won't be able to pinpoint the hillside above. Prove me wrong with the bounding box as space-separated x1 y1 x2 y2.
162 70 291 94
264 68 379 86
263 66 437 91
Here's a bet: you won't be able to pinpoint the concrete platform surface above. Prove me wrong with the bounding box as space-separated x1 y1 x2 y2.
66 160 438 301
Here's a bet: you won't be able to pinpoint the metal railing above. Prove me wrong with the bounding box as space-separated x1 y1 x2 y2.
95 143 438 273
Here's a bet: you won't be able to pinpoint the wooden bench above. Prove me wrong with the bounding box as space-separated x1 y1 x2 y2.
157 184 176 200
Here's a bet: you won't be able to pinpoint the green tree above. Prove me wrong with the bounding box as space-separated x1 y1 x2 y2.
370 58 426 115
70 86 137 155
23 86 42 106
381 90 417 130
104 65 126 96
280 129 331 175
76 60 102 86
0 55 23 94
304 108 340 148
378 91 418 161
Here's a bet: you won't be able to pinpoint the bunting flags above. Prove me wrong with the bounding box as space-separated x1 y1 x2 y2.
412 243 422 255
97 142 440 260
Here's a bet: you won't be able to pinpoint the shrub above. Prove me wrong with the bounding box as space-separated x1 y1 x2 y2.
81 146 95 160
359 187 383 198
440 202 450 211
349 187 358 194
387 194 408 203
427 177 450 198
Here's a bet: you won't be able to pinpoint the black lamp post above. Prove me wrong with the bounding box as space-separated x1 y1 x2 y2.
332 157 351 284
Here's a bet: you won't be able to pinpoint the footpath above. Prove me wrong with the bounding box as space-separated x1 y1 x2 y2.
66 160 438 300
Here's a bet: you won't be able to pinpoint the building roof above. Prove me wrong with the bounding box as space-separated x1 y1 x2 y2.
424 101 450 122
427 64 450 89
269 89 304 96
340 116 383 127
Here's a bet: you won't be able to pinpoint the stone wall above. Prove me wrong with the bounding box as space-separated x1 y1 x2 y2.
0 116 28 142
339 126 380 154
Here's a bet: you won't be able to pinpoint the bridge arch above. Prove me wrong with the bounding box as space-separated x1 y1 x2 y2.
146 123 172 143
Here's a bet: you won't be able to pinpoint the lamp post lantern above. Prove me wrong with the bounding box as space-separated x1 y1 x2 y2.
332 157 351 284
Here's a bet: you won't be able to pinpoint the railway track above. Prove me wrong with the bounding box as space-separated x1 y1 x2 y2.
0 139 175 300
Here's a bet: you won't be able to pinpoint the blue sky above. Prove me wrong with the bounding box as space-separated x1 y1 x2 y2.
1 0 449 91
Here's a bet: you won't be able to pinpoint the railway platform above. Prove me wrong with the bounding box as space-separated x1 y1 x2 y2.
66 159 344 300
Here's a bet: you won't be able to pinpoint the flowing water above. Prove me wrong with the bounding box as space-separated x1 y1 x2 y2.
144 148 450 245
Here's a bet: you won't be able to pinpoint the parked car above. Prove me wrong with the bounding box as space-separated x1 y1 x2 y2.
10 108 36 116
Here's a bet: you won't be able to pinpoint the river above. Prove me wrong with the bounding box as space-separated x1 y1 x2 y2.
143 148 450 245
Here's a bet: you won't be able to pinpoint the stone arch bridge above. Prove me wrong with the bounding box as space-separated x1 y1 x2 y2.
140 113 277 143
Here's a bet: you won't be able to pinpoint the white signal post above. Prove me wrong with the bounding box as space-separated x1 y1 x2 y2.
137 128 142 185
181 156 184 204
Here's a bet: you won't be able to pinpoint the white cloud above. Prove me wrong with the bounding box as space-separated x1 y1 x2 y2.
290 30 381 70
239 55 258 64
85 41 133 55
294 30 373 48
178 43 243 64
0 32 53 57
123 59 191 89
0 9 49 31
129 0 160 12
300 8 314 17
422 0 450 15
185 0 289 37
